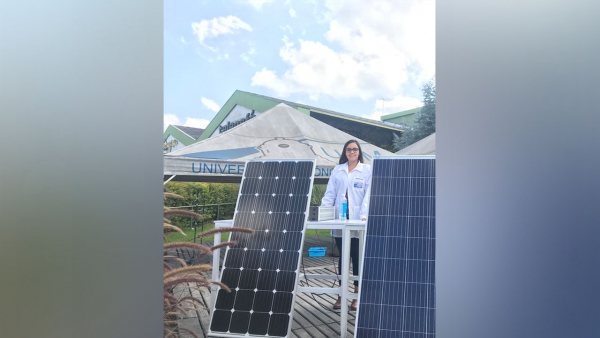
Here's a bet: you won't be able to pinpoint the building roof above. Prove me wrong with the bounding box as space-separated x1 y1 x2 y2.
173 125 205 139
168 103 393 166
236 90 406 130
396 132 436 155
380 106 422 121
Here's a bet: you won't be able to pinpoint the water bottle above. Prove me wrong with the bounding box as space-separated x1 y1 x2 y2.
339 195 348 222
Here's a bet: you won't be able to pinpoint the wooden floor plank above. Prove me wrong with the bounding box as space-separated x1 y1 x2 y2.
299 266 358 337
294 295 337 325
172 234 360 338
191 283 213 335
295 294 343 336
290 305 313 330
303 324 339 338
177 318 205 338
290 328 313 338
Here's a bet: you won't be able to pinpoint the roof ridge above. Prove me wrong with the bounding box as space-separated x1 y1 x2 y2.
236 90 406 130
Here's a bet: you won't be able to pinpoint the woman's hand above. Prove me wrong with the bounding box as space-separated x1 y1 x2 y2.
362 218 366 221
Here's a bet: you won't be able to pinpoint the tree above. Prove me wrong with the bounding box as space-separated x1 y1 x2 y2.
394 80 436 151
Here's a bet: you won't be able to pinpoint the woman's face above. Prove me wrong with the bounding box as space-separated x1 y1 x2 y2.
345 142 360 163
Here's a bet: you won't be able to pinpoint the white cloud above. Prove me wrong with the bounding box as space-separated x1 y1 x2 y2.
201 97 221 112
240 53 256 67
166 113 210 131
289 7 297 17
240 47 257 66
208 53 230 62
203 44 219 53
251 0 435 100
375 95 423 115
363 95 423 121
252 36 408 100
248 0 273 10
191 16 252 43
184 117 210 129
362 110 383 122
164 114 180 131
280 25 293 34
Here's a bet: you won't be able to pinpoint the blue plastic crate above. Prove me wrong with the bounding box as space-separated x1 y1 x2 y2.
308 247 327 257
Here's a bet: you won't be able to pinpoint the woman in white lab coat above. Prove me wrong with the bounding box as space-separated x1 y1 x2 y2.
321 139 371 311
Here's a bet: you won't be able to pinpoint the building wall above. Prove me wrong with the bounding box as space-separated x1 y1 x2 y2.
198 91 310 141
210 104 262 137
164 134 186 153
163 125 196 153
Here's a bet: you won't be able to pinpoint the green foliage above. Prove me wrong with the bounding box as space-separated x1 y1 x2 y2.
392 133 402 151
394 79 436 151
378 142 397 152
164 182 239 229
311 184 327 206
165 182 333 228
164 182 239 210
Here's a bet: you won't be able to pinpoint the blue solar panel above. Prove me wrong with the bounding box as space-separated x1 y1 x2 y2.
356 156 436 338
209 159 316 337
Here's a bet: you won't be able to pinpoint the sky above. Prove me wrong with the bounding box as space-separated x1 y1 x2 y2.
164 0 435 131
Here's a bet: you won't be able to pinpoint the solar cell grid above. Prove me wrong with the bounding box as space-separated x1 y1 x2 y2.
356 156 436 338
209 159 315 337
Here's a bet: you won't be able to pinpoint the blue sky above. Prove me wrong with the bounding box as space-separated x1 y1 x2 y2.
164 0 435 131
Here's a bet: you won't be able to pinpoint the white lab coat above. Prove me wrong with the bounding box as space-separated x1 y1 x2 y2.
320 161 372 238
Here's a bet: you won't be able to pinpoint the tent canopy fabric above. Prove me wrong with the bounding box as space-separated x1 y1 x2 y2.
396 133 436 155
164 103 394 183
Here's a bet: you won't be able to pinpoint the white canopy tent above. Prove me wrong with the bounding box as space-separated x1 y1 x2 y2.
396 132 436 155
164 103 394 183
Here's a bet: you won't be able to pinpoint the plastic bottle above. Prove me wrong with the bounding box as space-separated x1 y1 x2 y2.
339 195 348 222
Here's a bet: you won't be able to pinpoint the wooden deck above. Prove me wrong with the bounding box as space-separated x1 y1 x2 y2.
171 236 359 338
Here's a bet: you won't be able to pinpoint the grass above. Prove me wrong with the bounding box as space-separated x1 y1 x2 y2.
165 221 332 243
305 228 332 238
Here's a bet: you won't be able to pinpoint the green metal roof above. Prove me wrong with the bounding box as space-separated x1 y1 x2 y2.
380 106 422 121
163 125 197 146
197 90 405 141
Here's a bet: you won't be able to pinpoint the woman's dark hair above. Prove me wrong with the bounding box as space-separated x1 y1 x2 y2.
339 139 364 164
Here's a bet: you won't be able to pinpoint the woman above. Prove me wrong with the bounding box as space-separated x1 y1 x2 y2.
321 139 371 311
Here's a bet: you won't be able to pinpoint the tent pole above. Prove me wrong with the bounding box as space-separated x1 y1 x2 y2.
163 175 176 185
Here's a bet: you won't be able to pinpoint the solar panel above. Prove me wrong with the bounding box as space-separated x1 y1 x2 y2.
356 156 436 338
209 159 316 337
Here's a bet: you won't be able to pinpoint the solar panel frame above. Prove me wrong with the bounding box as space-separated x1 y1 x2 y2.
208 159 317 338
355 155 436 338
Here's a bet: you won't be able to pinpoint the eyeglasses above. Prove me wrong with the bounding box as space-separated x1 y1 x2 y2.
346 147 359 153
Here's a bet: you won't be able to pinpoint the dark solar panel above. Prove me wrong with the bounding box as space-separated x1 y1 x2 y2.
209 159 316 337
356 156 436 338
